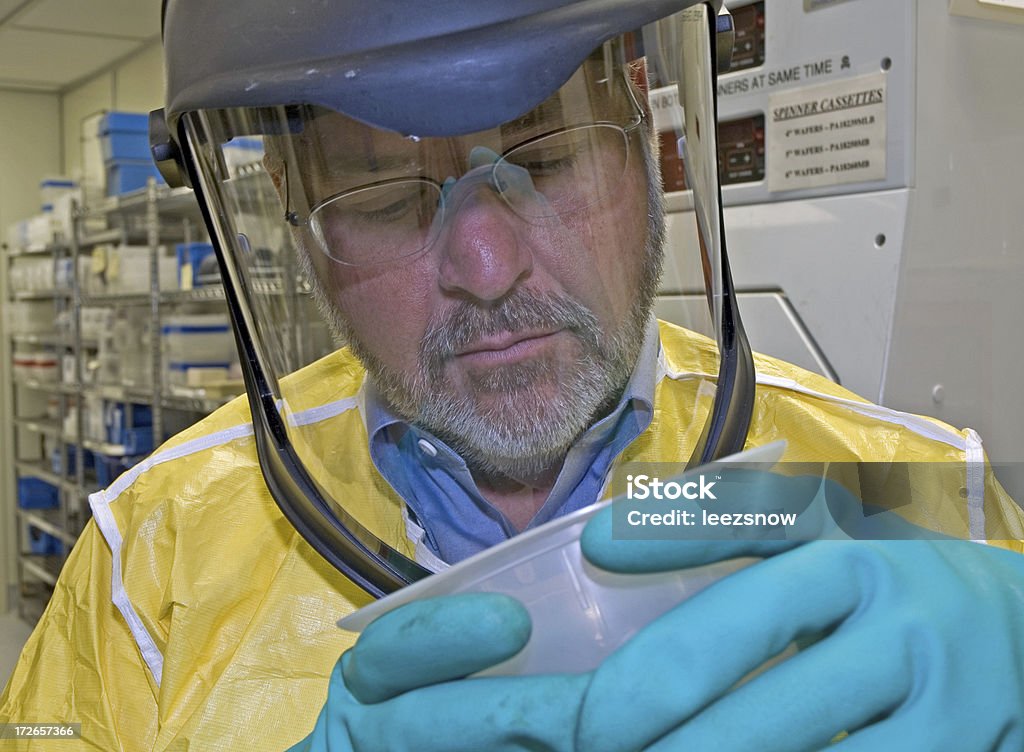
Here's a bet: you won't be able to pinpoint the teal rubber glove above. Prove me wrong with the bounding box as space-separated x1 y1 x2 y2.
292 471 1024 751
576 471 1024 751
287 592 588 751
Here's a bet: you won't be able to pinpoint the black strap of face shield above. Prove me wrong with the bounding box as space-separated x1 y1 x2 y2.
177 114 431 598
682 4 756 469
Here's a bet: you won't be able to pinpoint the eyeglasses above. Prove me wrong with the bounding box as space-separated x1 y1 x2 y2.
285 86 647 267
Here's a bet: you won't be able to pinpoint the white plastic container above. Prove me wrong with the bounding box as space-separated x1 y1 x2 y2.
107 245 175 293
39 177 77 212
25 213 58 250
61 354 77 384
340 442 786 676
6 219 29 251
8 257 55 293
12 349 58 381
6 301 54 334
12 350 35 380
161 314 232 360
161 313 234 387
80 307 110 341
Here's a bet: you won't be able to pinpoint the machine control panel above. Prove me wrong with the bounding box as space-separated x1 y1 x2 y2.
728 1 766 72
650 0 912 206
657 114 765 192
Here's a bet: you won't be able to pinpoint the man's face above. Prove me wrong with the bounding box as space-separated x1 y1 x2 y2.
286 65 665 481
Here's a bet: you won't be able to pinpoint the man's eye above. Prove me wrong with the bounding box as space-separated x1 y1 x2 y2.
512 150 579 176
332 187 426 224
352 197 413 222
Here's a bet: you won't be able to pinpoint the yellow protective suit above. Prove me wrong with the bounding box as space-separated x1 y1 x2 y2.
2 321 1022 750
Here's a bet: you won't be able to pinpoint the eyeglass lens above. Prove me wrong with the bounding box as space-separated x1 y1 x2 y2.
307 124 631 265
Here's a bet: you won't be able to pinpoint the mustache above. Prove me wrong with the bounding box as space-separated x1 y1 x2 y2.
419 290 601 367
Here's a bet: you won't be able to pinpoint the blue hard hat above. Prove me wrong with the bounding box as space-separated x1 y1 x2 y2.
162 0 713 135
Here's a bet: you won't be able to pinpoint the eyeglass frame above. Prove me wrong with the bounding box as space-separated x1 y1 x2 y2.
280 72 650 266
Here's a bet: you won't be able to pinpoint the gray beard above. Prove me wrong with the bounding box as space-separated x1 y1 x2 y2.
302 134 666 482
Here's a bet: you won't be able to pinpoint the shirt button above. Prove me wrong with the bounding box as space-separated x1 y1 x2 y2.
417 439 438 457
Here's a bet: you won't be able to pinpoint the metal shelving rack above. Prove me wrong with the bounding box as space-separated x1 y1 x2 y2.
4 180 242 625
5 227 80 622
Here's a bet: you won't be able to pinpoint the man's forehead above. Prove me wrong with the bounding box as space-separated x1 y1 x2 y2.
297 113 413 171
291 57 625 173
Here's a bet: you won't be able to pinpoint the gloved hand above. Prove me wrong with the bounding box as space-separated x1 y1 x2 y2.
575 470 1024 751
287 592 588 751
293 470 1024 751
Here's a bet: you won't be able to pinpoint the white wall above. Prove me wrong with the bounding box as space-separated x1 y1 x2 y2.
0 43 164 232
0 91 61 231
62 41 164 184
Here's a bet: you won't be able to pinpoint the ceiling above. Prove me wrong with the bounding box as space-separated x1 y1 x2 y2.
0 0 161 93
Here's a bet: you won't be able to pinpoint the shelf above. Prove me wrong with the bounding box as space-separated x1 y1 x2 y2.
82 382 154 402
6 242 67 258
81 292 152 306
81 438 132 457
15 461 70 490
13 417 63 438
5 182 233 627
160 285 226 303
164 386 241 413
160 279 302 301
19 555 64 587
12 421 139 458
17 509 78 546
78 228 126 247
86 288 226 305
15 461 100 502
88 186 200 220
12 377 75 394
10 332 63 346
11 289 71 301
8 333 96 349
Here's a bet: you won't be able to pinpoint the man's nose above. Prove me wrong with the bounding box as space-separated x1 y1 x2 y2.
436 183 534 303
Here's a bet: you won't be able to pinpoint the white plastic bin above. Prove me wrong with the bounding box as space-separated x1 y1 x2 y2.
39 177 77 212
6 301 54 335
162 314 234 386
106 245 175 293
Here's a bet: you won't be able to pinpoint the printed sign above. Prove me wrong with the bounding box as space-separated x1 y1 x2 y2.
766 72 887 192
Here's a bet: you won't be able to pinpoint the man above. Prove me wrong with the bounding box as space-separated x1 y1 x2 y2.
3 1 1023 750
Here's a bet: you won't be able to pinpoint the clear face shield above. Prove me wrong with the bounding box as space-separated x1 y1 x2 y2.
176 5 752 597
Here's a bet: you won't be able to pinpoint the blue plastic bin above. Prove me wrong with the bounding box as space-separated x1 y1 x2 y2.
105 402 155 454
28 526 64 556
104 401 153 426
105 159 164 196
105 401 152 433
17 478 59 510
98 112 151 162
50 445 81 475
106 427 154 456
176 243 216 288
